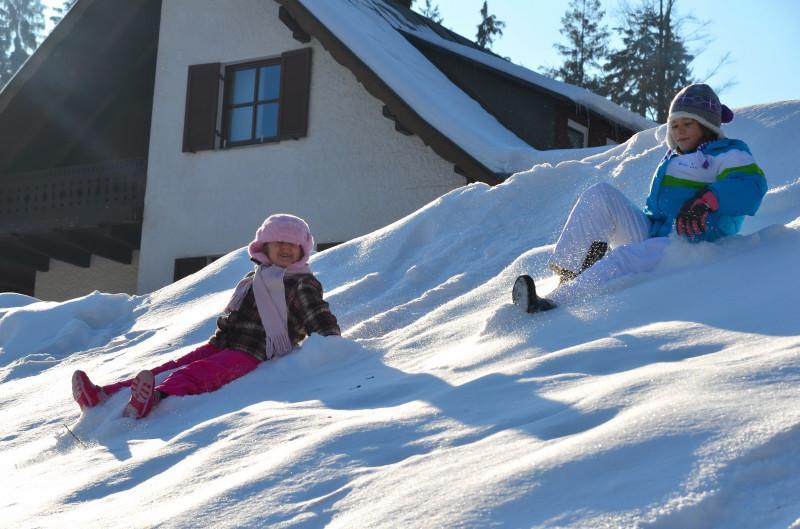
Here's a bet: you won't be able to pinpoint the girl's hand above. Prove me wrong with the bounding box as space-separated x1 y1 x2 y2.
675 190 719 237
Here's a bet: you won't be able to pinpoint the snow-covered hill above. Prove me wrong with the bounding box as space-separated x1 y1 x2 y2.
1 101 799 529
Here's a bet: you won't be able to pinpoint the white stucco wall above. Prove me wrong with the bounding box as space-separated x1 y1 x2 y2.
35 252 139 302
137 0 465 293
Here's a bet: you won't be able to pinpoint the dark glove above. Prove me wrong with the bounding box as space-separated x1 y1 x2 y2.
675 189 719 237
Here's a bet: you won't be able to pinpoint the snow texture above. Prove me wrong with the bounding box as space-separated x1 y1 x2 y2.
1 100 799 528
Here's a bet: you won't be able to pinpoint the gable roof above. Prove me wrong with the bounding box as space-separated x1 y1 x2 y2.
1 0 653 183
278 0 655 183
0 0 161 175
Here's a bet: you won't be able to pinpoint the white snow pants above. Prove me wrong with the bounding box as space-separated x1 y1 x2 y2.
547 183 671 304
549 182 652 273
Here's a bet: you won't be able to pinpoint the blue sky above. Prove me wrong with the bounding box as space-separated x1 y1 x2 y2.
425 0 799 110
39 0 797 111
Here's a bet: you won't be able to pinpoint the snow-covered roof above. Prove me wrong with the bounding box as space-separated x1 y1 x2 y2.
406 30 655 133
287 0 655 178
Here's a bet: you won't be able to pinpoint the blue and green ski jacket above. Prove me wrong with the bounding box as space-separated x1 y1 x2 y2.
644 138 767 241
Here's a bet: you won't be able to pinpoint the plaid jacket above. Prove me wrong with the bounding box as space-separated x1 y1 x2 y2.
209 272 340 361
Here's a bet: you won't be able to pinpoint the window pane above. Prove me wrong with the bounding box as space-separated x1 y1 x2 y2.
567 127 585 149
231 68 256 104
258 65 281 101
256 103 279 139
229 107 253 142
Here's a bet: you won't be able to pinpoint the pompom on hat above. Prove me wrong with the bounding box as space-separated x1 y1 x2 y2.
667 83 734 148
248 214 314 267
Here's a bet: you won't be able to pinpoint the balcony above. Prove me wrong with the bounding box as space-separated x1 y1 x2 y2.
0 158 146 294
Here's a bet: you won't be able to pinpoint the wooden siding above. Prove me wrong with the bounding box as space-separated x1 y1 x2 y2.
408 35 636 150
413 41 559 149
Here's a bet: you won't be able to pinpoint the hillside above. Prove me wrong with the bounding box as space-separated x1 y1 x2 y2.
1 100 799 528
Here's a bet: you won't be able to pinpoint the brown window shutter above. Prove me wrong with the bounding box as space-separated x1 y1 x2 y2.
279 48 312 140
182 63 221 152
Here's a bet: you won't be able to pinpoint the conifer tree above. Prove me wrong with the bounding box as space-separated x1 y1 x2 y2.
0 17 9 85
600 0 693 121
415 0 443 24
650 0 693 121
548 0 610 90
0 0 46 87
475 1 505 50
601 5 655 118
50 0 77 25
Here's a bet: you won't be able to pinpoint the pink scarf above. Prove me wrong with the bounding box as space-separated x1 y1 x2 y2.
225 263 311 359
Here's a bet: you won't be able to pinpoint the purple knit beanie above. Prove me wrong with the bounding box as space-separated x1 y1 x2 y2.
667 84 734 148
248 214 314 266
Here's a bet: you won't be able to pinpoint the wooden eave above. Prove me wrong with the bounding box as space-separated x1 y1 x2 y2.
403 32 639 138
275 0 504 185
404 33 574 107
0 0 97 115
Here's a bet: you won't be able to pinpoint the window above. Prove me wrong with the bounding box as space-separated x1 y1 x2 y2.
566 119 588 149
182 48 312 153
316 242 344 252
224 60 282 146
173 255 223 282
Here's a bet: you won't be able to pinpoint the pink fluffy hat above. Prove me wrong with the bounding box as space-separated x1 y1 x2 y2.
248 214 315 266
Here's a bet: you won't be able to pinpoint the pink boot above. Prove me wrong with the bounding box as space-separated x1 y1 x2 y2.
122 370 161 419
72 370 108 410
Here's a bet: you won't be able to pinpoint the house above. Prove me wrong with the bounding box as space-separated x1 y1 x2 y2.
0 0 653 300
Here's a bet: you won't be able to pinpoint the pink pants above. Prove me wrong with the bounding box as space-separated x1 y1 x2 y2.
102 343 260 397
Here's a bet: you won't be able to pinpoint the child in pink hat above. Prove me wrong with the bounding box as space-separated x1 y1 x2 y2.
72 214 340 419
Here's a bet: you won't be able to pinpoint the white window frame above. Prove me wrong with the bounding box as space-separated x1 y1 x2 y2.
567 119 589 148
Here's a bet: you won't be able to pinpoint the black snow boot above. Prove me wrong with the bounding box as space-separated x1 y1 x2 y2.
512 275 556 313
550 240 609 286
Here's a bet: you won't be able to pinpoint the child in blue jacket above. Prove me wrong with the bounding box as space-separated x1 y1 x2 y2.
514 84 767 312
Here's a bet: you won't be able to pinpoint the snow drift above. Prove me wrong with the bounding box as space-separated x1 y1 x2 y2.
1 101 799 528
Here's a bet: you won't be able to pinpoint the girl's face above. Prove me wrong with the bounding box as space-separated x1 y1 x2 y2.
669 117 705 152
264 241 303 268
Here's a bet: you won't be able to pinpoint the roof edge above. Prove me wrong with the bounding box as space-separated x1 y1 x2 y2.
275 0 502 186
404 31 655 133
0 0 100 115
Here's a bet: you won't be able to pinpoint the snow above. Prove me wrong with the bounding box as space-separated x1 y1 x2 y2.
2 100 800 528
298 0 654 176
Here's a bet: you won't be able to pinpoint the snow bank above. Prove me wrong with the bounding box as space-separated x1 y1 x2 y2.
1 101 799 529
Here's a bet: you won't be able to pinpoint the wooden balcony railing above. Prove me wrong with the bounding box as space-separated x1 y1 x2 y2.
0 158 146 233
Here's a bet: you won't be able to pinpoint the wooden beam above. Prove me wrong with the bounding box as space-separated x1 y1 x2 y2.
382 106 413 136
16 233 92 268
0 237 50 271
59 229 133 264
0 257 37 294
0 222 140 288
278 6 311 43
0 280 34 296
107 224 142 249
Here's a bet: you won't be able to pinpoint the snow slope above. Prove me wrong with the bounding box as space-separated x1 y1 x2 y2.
1 101 799 528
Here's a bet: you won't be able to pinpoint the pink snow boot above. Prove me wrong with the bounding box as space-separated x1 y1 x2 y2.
122 370 161 419
72 370 108 410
